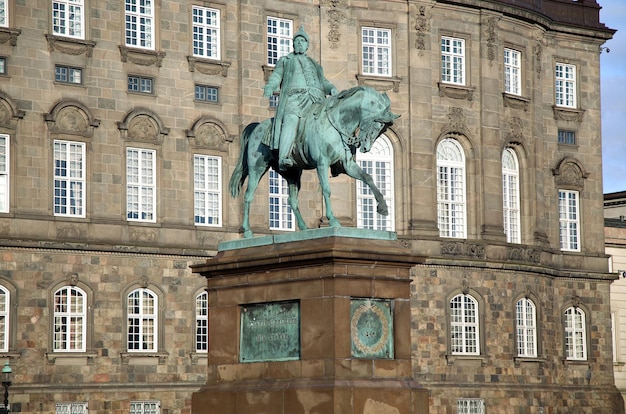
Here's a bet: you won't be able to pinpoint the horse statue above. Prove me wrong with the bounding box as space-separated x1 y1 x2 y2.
229 85 400 238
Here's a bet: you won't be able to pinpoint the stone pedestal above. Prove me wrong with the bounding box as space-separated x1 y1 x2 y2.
191 230 429 414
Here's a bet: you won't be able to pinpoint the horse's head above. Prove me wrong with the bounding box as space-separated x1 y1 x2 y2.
356 89 400 152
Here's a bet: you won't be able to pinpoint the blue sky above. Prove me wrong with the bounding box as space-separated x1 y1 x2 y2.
600 0 626 194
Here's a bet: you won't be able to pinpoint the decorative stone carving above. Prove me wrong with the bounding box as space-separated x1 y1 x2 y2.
45 34 96 57
485 17 498 63
67 272 79 286
356 74 402 93
552 157 589 189
186 117 232 151
56 224 87 240
442 107 470 136
413 5 430 54
119 45 166 67
118 109 169 144
186 56 231 76
502 93 530 111
441 242 485 259
508 247 541 263
322 0 346 49
437 82 475 101
139 275 150 289
552 106 585 123
0 220 11 236
506 117 524 144
129 228 158 244
0 92 25 130
0 27 21 46
44 100 100 138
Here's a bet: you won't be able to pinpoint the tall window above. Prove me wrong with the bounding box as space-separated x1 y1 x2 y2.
52 0 84 39
564 306 587 360
269 169 293 231
450 294 479 355
0 0 8 27
356 135 394 230
56 402 88 414
127 148 156 222
125 0 154 49
53 286 86 352
361 27 391 77
127 288 157 352
192 5 220 60
437 138 466 238
457 399 485 414
54 140 85 217
0 286 9 352
555 62 576 108
441 36 465 85
267 17 292 65
502 148 520 244
0 134 8 213
558 189 580 251
504 48 521 95
195 291 208 353
130 401 160 414
516 298 537 358
194 154 222 226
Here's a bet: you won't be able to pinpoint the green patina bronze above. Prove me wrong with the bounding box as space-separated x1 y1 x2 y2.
229 26 400 238
350 298 394 359
239 301 300 363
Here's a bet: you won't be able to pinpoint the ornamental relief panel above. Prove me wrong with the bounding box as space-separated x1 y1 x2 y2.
44 101 100 138
118 110 169 144
412 5 431 54
552 158 589 189
0 93 25 130
321 0 346 49
186 117 232 151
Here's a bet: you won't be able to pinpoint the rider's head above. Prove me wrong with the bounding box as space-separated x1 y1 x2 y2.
293 26 309 55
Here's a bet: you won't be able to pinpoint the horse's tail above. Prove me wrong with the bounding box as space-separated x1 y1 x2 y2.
229 122 258 198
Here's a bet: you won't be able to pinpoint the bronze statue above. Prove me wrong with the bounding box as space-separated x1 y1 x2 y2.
230 27 399 238
263 26 338 171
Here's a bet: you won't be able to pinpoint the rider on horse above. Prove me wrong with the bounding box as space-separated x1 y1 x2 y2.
263 25 338 171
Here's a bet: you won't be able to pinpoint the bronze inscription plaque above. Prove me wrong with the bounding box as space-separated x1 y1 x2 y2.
239 300 300 363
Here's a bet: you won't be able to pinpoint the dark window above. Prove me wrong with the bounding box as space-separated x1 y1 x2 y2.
128 75 154 94
0 57 6 75
269 94 279 109
194 84 218 102
55 65 82 84
558 130 576 145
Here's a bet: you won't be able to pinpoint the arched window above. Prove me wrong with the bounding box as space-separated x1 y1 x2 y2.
564 306 587 360
195 291 208 353
0 285 9 352
502 148 521 243
450 293 479 355
127 288 158 352
356 135 394 230
53 286 87 352
516 298 537 357
437 138 466 238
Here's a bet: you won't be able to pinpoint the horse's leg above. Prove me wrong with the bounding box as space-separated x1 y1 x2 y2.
285 172 308 230
344 160 389 216
316 164 341 227
242 162 267 238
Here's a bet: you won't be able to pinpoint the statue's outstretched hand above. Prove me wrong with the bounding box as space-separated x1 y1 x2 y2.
263 86 274 99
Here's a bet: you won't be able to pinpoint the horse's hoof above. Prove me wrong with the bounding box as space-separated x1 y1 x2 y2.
377 203 389 216
329 220 341 228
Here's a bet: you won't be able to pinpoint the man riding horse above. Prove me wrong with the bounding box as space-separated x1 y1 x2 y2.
263 25 338 171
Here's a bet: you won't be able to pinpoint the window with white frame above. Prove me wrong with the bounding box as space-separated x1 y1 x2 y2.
192 5 220 60
0 134 8 213
555 62 576 108
356 135 394 230
54 140 85 217
267 17 292 66
126 148 156 222
127 288 157 352
502 148 520 244
0 286 9 352
558 189 580 251
130 401 160 414
53 286 86 352
457 399 485 414
437 138 466 238
516 297 537 358
195 291 208 353
504 47 521 95
125 0 154 49
56 402 88 414
361 27 391 77
564 306 587 360
269 168 293 231
441 36 465 85
450 293 479 355
52 0 84 39
194 154 222 226
0 0 8 27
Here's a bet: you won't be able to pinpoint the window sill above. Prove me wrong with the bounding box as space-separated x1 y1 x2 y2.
45 34 96 57
121 351 169 365
437 82 475 101
189 352 208 364
187 56 231 77
562 358 589 368
552 106 585 122
502 92 530 111
513 356 546 367
356 74 402 92
46 351 97 365
0 27 21 46
119 46 166 67
445 354 486 366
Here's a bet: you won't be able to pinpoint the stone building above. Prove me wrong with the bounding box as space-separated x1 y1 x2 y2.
0 0 620 413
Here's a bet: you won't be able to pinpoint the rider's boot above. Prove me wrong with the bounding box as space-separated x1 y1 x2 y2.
278 118 297 171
